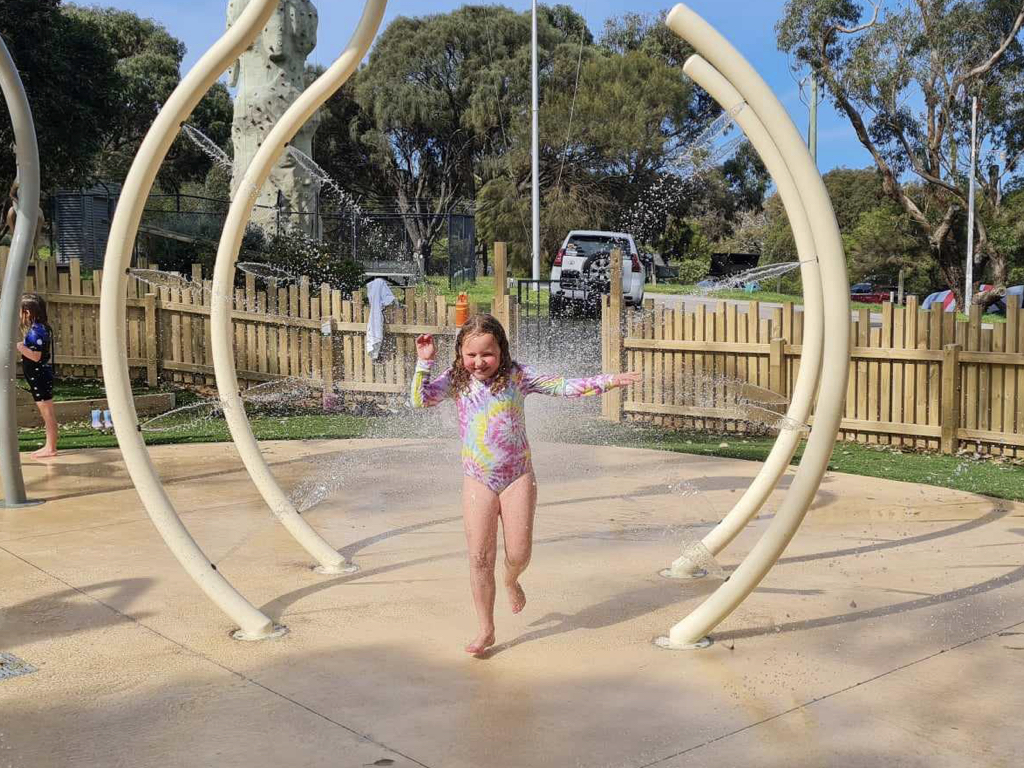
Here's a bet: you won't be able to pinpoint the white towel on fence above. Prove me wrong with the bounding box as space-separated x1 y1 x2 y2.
366 278 397 361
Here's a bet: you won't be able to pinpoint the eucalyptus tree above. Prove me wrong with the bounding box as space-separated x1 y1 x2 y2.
0 0 118 191
65 6 233 193
353 5 539 264
777 0 1024 307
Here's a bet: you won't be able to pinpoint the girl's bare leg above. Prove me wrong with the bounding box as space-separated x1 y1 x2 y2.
462 476 500 655
32 400 58 458
498 472 537 614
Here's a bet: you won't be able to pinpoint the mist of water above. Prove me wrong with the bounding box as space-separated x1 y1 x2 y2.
694 260 803 295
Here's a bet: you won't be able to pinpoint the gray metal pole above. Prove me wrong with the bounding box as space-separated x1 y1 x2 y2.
808 73 818 165
530 0 540 281
0 36 41 507
965 95 978 308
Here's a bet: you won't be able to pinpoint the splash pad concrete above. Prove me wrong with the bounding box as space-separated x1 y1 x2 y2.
2 439 1022 767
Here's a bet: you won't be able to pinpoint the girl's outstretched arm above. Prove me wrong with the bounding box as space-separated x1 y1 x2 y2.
521 366 640 397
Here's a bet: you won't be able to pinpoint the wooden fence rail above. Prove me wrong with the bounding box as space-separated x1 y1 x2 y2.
0 250 458 399
604 294 1024 457
7 245 1024 455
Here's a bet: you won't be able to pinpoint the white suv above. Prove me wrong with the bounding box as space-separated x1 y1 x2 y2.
549 230 645 316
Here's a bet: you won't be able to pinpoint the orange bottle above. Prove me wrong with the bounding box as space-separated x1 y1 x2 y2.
455 292 470 327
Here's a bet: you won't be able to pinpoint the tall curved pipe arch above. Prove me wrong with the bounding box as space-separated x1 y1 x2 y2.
209 0 387 575
99 0 284 640
661 3 850 648
664 56 824 577
0 37 40 507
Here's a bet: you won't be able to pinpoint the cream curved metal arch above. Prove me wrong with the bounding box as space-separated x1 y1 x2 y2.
664 56 824 578
209 0 387 576
660 3 850 648
0 37 40 507
99 0 284 641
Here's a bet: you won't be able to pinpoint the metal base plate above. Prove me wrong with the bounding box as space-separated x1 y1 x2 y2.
658 567 707 580
312 562 359 576
231 624 289 642
0 498 45 509
653 635 714 651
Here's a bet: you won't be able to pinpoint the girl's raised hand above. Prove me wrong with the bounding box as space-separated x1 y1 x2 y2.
614 372 641 387
415 333 436 361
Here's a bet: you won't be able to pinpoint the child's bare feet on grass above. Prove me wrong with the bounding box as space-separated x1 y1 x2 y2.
465 629 495 656
505 579 526 614
31 448 57 459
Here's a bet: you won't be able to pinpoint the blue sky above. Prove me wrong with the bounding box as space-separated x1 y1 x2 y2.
93 0 872 173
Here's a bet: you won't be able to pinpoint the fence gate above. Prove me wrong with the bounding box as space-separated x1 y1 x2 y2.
513 279 602 376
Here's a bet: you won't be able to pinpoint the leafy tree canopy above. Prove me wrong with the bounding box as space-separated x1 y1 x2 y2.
1 2 232 194
777 0 1024 307
0 0 119 190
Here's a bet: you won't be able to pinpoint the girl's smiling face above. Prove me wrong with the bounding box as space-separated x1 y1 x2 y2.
461 332 501 381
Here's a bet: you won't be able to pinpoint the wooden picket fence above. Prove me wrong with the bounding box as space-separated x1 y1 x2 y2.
1 250 457 398
604 293 1024 456
8 243 1024 456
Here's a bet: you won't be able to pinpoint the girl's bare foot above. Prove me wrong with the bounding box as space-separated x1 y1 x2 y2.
31 448 57 459
505 579 526 614
465 629 495 655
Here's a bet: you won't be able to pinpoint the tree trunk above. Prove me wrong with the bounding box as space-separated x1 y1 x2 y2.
936 239 966 312
987 247 1008 288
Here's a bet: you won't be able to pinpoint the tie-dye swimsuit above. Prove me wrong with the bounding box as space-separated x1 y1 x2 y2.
410 360 618 493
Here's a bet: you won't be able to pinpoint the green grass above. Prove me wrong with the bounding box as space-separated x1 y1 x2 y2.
422 275 496 309
16 379 172 402
19 411 369 452
582 425 1024 502
21 406 1024 502
422 275 555 315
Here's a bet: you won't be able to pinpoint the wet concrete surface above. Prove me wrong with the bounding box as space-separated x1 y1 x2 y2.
1 439 1022 767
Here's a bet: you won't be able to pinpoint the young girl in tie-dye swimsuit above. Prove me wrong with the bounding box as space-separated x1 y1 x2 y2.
411 314 638 655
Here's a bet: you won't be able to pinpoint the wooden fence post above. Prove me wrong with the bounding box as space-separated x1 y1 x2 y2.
606 248 624 422
769 337 786 396
941 343 962 454
321 317 335 394
144 292 159 387
492 241 509 329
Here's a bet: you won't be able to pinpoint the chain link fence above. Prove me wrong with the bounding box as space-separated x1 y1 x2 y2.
49 188 475 288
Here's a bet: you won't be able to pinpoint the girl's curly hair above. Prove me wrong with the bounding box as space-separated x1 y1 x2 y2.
448 313 517 397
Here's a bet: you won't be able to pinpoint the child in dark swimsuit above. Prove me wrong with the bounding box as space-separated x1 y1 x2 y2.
17 293 58 458
411 314 639 655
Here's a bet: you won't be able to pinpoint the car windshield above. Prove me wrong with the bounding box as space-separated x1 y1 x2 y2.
566 235 629 257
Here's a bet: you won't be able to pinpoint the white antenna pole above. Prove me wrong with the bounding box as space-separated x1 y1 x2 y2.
965 95 978 308
531 0 541 281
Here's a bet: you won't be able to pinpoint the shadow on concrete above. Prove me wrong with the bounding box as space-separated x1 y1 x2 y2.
0 577 156 648
713 564 1024 642
485 579 720 658
774 505 1011 568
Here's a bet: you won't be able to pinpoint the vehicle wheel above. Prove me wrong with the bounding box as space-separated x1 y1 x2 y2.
548 296 564 318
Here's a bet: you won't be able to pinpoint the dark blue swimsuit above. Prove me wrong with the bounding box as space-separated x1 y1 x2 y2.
23 322 54 402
